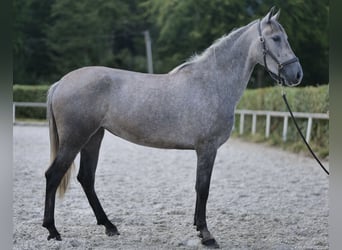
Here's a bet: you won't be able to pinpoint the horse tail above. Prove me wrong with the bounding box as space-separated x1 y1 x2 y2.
47 82 75 198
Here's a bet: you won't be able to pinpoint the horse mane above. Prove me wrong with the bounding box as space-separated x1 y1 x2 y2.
169 20 258 74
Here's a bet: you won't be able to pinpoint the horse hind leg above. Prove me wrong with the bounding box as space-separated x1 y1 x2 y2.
77 128 119 236
43 145 80 240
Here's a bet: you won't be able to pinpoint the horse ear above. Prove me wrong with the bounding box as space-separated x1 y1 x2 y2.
267 6 276 23
272 9 281 21
261 6 278 25
263 6 275 23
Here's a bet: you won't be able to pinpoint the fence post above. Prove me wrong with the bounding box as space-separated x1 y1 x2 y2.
144 30 153 74
306 117 313 143
265 114 271 138
233 109 327 142
239 113 244 135
282 115 288 142
13 103 16 124
46 103 48 121
251 114 257 134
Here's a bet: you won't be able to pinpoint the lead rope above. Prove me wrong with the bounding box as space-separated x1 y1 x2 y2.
280 86 329 175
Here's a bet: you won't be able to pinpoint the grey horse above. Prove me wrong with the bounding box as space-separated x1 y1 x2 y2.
43 7 302 248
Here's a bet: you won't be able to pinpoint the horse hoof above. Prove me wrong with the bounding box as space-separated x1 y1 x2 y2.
106 227 120 236
202 237 220 249
47 233 62 241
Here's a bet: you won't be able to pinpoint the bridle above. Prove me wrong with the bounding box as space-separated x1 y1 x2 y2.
257 20 299 85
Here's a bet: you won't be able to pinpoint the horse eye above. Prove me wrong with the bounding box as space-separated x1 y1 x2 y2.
272 35 281 42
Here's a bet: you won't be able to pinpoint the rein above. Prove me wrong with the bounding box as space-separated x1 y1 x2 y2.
257 20 329 176
281 89 329 175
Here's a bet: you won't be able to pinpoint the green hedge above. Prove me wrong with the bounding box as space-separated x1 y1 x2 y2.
237 85 329 113
13 85 50 119
234 85 329 158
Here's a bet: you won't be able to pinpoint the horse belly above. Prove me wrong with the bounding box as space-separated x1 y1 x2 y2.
106 128 195 149
103 107 197 149
103 101 234 150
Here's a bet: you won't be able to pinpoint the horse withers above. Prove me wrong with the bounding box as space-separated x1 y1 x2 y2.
43 7 302 248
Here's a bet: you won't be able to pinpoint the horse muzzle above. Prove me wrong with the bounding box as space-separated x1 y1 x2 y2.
280 61 303 87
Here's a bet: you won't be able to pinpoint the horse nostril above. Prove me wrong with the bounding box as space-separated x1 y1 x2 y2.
296 71 302 81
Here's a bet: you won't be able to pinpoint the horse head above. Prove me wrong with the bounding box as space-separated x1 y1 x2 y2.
258 7 303 86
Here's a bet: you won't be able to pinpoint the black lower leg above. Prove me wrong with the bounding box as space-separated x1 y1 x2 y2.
43 201 61 241
43 191 60 240
194 145 219 248
77 129 119 236
194 196 199 226
43 156 74 241
195 189 219 248
80 186 120 236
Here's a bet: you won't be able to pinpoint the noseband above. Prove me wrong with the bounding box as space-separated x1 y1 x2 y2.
258 20 299 85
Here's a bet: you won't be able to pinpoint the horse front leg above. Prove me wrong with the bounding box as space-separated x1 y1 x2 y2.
194 145 219 248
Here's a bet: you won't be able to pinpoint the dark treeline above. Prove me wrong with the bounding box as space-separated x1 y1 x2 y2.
14 0 329 87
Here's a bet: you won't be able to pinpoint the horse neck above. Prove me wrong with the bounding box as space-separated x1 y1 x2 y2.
197 22 259 105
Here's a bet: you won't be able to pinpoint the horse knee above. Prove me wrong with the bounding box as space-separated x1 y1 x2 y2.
195 175 211 194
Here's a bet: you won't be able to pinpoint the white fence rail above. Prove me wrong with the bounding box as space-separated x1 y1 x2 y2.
13 103 329 143
13 102 47 124
235 109 329 143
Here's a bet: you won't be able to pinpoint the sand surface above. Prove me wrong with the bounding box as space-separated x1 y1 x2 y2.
13 125 328 249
